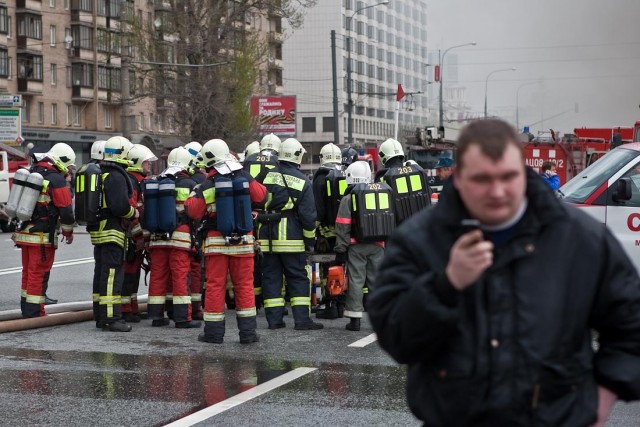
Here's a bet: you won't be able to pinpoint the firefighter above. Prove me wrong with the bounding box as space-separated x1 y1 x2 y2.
341 146 359 167
243 133 281 179
243 134 281 309
335 161 391 331
89 136 137 332
244 141 260 160
183 141 206 320
257 138 323 330
122 144 157 323
13 143 76 318
185 139 267 344
147 147 202 329
312 143 347 319
375 138 431 224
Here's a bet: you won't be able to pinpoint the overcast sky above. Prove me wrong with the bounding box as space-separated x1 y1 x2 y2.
427 0 640 135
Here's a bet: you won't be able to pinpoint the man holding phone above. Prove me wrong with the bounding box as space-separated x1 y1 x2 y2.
369 119 640 427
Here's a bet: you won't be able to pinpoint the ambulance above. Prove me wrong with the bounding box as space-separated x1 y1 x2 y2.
559 142 640 272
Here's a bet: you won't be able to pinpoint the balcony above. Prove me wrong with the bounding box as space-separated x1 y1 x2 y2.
16 0 42 11
68 47 94 61
98 89 120 104
267 32 283 44
17 78 43 95
70 10 93 24
72 85 94 102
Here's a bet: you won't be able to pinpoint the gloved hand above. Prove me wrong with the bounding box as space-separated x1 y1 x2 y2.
334 251 347 265
61 230 74 244
315 236 330 253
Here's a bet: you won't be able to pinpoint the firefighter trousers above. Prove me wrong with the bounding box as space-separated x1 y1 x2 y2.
148 247 192 323
189 253 203 316
20 245 56 318
262 252 313 327
202 254 257 341
344 244 384 318
122 248 143 315
93 243 125 324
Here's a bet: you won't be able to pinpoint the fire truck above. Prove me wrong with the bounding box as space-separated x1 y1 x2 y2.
0 143 30 232
402 126 457 192
523 121 640 186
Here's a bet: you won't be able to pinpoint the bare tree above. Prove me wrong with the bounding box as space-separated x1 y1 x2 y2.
127 0 316 151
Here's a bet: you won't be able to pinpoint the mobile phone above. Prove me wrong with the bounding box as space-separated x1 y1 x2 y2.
460 219 481 234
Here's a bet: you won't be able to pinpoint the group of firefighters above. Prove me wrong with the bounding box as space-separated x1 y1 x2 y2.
10 132 441 344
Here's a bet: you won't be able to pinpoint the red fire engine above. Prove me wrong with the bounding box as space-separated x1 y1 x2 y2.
0 143 30 232
523 121 640 186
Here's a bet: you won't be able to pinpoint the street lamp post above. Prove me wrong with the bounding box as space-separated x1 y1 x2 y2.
484 67 516 119
438 42 476 129
516 81 540 131
346 0 389 146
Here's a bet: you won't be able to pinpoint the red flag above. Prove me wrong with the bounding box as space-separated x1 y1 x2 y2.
396 84 405 102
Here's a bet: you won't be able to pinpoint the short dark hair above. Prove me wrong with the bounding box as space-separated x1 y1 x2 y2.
456 119 524 170
541 160 556 172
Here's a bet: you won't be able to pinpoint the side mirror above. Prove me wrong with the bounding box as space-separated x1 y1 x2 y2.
613 178 632 202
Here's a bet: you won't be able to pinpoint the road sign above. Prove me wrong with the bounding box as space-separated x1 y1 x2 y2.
0 95 22 108
0 109 22 146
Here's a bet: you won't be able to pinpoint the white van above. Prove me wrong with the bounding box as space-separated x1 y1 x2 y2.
559 142 640 272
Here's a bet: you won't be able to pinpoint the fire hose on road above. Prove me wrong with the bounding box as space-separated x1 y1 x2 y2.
0 296 148 333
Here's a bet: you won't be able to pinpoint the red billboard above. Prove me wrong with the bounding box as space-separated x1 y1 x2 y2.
250 96 297 137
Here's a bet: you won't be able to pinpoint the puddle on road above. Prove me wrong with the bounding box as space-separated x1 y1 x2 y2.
0 347 407 425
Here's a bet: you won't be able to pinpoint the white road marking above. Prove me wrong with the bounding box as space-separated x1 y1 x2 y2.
348 333 378 348
165 367 317 427
0 257 94 276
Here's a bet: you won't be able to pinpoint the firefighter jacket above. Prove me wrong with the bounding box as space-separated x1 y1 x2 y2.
192 170 207 185
334 186 384 253
126 170 147 238
148 171 196 251
369 169 640 427
14 161 74 247
185 169 267 256
87 162 135 247
257 161 317 253
243 151 279 181
312 164 345 239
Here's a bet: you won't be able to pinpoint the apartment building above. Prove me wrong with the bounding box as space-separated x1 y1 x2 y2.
283 0 430 164
0 0 281 165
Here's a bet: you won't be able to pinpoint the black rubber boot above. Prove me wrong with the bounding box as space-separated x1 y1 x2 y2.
199 320 224 343
294 321 324 330
345 318 361 331
103 320 132 332
123 313 141 323
316 302 338 320
175 320 202 329
238 316 259 344
151 318 170 327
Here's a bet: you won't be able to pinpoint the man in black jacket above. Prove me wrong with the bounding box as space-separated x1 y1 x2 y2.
369 119 640 427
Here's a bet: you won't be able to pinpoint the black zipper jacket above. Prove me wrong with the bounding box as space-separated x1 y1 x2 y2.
369 168 640 426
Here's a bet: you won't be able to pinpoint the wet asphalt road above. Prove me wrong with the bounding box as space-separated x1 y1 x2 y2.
0 231 638 426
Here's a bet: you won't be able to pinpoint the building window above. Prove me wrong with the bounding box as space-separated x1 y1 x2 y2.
0 7 8 34
50 63 57 85
97 0 120 17
157 113 164 132
65 103 71 125
65 65 71 87
302 117 316 133
148 113 152 130
72 105 81 126
18 15 42 39
105 106 112 128
138 112 144 130
22 99 30 123
72 63 94 87
51 103 57 124
72 25 93 49
50 0 56 7
50 25 56 46
64 0 69 9
0 50 7 77
322 117 335 133
98 66 121 91
37 102 44 123
78 0 93 12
